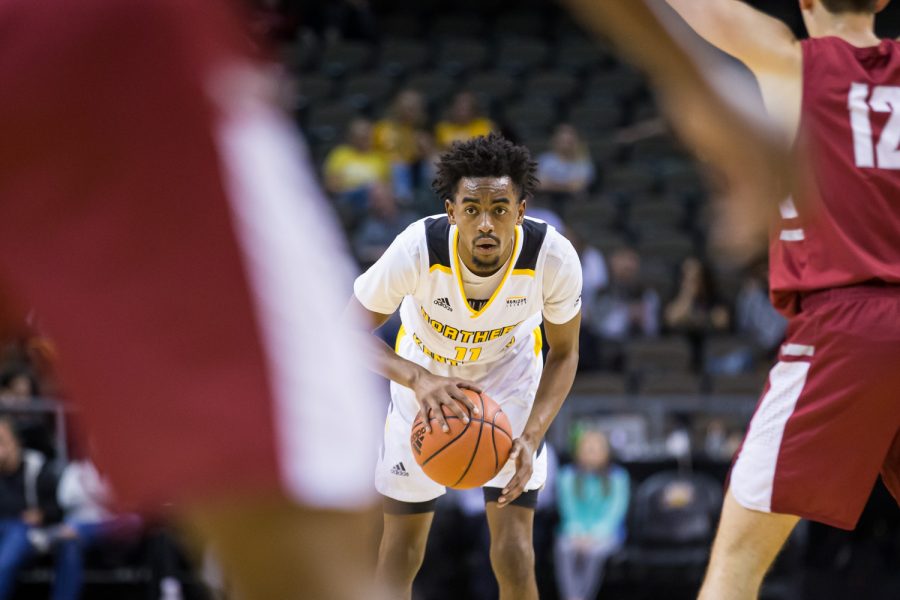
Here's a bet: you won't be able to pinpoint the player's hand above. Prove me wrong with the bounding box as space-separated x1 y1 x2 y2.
498 437 535 508
411 373 482 434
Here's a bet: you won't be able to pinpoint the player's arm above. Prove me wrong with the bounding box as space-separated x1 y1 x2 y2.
345 297 482 434
498 313 580 507
663 0 800 75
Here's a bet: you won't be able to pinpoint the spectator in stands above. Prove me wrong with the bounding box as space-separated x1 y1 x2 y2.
48 459 144 600
324 118 389 196
664 256 730 370
352 182 417 267
373 90 431 200
555 428 629 600
434 92 494 150
323 118 390 227
537 124 595 215
734 263 787 359
0 366 54 459
0 417 59 599
587 246 659 368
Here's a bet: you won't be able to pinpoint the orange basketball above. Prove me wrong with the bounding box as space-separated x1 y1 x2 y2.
410 389 513 489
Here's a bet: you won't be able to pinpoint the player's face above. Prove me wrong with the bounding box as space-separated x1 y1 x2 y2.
446 176 525 275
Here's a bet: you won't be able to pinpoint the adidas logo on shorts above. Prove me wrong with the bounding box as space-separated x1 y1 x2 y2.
391 462 409 477
434 297 452 311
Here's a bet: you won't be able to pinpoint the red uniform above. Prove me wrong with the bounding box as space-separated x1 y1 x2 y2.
0 0 379 512
732 37 900 529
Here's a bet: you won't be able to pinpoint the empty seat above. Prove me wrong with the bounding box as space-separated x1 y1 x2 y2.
305 105 359 145
638 371 703 395
320 42 372 77
625 337 692 373
378 14 422 38
463 71 517 103
584 68 645 100
431 14 484 37
556 39 611 73
709 372 768 395
496 37 550 75
296 75 334 106
565 199 618 229
379 39 430 76
404 72 457 104
635 231 696 265
604 165 656 195
570 373 629 396
523 71 580 102
503 100 559 138
569 103 625 134
435 38 488 75
627 200 686 230
495 11 546 37
341 73 396 109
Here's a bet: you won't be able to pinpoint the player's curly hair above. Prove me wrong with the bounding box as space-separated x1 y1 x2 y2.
821 0 877 13
432 133 539 202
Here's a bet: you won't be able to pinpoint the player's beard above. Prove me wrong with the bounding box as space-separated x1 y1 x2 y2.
471 254 500 272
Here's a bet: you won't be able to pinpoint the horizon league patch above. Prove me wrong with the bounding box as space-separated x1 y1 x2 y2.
506 296 527 308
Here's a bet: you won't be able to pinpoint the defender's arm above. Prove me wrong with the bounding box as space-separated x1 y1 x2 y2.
665 0 800 75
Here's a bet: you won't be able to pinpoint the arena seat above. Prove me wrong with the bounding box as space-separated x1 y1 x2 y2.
320 41 373 78
379 39 431 76
625 337 693 374
434 38 489 76
495 37 550 75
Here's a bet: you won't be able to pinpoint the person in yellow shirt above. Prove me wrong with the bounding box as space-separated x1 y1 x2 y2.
434 91 495 149
323 118 390 195
373 90 427 166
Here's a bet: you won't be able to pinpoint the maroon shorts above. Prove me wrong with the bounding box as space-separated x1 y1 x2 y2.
731 285 900 530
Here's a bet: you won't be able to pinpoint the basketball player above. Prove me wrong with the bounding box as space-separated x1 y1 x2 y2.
635 0 899 597
350 133 582 600
0 1 383 599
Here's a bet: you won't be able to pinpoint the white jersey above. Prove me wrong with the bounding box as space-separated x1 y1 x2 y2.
354 215 583 371
356 214 582 503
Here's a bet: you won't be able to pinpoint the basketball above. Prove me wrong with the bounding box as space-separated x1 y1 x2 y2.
410 389 513 489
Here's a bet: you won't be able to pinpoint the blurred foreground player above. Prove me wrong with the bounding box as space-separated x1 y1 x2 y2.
0 1 382 599
349 134 582 600
567 0 900 598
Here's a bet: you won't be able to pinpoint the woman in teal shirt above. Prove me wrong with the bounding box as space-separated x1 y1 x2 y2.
555 428 630 600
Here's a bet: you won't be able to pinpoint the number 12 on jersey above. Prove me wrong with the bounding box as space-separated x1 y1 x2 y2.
849 83 900 169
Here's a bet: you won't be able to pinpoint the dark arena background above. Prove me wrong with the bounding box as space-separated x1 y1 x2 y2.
2 1 899 599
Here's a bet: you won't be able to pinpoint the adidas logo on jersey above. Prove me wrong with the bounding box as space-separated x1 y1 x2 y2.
434 297 452 311
390 462 409 477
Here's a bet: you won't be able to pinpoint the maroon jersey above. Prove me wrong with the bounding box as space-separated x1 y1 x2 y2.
770 37 900 316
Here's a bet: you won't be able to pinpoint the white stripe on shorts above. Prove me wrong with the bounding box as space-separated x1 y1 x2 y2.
781 343 815 357
213 65 380 510
731 360 810 512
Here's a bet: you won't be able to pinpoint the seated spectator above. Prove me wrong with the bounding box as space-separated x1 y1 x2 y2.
537 124 595 215
323 118 389 196
555 428 629 600
587 247 660 368
373 90 438 201
0 366 54 459
664 256 730 370
708 262 787 375
0 417 60 599
734 263 787 358
434 92 494 150
46 459 144 600
352 183 417 267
